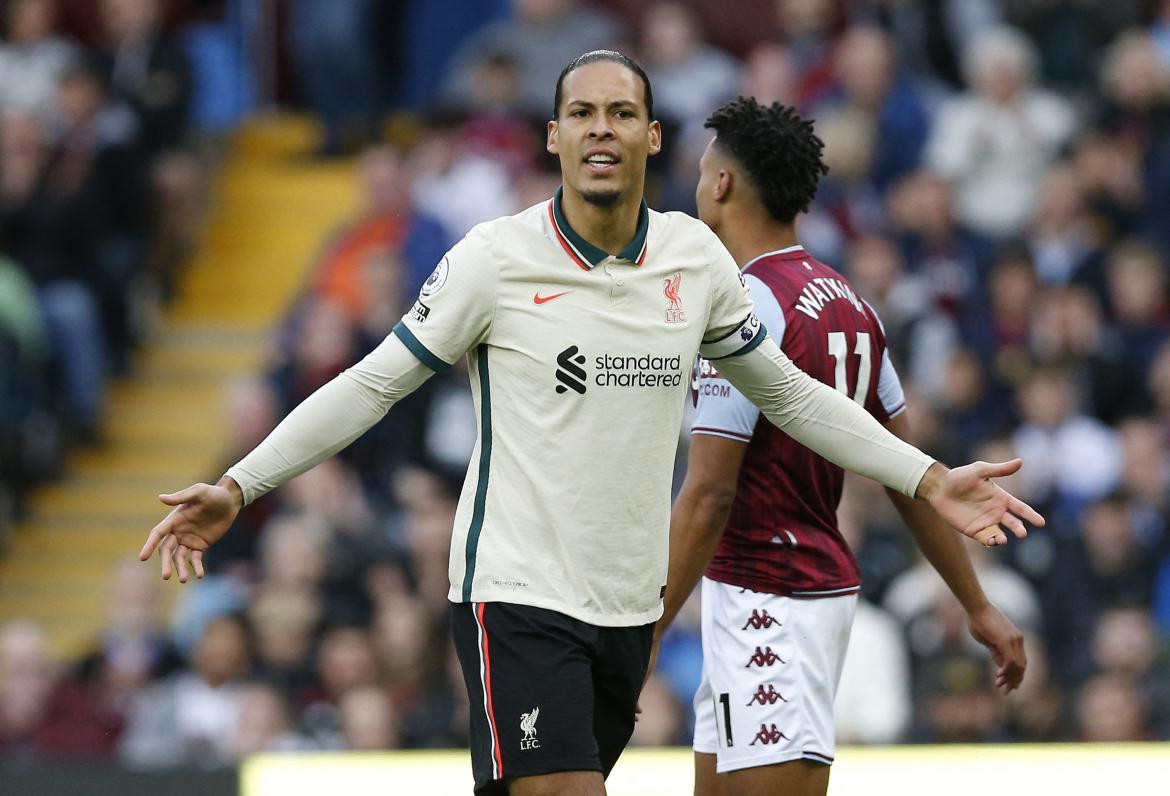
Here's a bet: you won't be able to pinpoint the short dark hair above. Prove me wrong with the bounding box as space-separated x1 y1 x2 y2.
705 96 829 224
553 50 654 121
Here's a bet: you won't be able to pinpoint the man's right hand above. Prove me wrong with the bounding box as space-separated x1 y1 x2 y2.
139 477 243 583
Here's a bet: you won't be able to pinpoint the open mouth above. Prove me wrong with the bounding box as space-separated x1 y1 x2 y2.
584 150 620 174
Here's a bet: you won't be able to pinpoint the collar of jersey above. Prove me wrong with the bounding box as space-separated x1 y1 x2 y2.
549 186 649 270
742 244 806 272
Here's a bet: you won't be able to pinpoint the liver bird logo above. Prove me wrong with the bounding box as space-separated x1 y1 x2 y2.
664 273 686 323
520 707 540 742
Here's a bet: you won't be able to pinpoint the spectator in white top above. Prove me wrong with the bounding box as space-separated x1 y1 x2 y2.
0 0 76 120
926 26 1076 240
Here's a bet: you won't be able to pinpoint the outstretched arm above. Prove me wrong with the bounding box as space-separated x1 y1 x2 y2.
140 331 435 581
714 337 1045 540
883 412 1026 692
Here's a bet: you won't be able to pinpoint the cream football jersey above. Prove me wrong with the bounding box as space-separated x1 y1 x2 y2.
395 189 764 626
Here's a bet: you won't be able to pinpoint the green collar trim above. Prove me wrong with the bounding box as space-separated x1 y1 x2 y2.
552 186 649 268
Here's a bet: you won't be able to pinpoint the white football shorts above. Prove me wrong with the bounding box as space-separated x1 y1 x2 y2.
692 577 857 772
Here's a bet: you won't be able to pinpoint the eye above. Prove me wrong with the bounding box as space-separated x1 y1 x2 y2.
615 109 633 119
571 109 588 118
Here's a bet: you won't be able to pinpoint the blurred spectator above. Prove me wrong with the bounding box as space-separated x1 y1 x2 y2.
310 145 447 317
1042 493 1160 688
926 26 1076 240
248 585 320 703
909 595 1007 743
100 0 190 155
853 0 1002 91
773 0 840 108
286 0 378 157
1026 164 1104 287
337 684 399 750
75 559 183 722
0 109 109 439
0 0 77 120
0 620 118 759
409 111 519 244
1075 672 1149 741
1104 240 1170 373
229 680 312 759
1011 365 1122 511
442 0 624 119
820 25 930 193
1029 285 1141 425
638 1 739 129
119 613 252 767
738 42 797 107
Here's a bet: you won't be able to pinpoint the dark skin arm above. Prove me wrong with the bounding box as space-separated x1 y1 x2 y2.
884 412 1026 692
648 415 1027 692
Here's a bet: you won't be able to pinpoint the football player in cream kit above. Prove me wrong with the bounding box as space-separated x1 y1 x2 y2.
141 53 1043 796
655 97 1031 796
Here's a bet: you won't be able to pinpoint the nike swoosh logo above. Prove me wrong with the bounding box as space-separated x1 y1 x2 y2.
534 291 571 305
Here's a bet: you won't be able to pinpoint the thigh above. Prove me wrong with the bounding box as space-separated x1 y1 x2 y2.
451 602 602 795
592 621 655 777
698 579 856 774
508 770 605 796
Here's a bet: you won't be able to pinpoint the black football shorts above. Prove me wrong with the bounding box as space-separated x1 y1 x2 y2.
451 601 655 794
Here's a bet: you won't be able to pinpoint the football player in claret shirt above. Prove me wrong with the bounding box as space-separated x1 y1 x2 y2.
142 54 1041 796
653 97 1029 796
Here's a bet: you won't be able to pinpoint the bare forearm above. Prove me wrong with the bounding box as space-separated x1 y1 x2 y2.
886 487 989 613
658 488 733 639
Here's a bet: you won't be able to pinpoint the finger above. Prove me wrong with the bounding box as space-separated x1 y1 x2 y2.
1008 495 1046 527
139 521 169 560
1000 513 1028 540
176 545 190 584
191 550 205 580
978 459 1023 479
160 536 177 580
159 484 204 507
973 525 1006 547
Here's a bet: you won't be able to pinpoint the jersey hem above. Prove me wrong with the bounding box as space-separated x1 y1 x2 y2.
703 571 860 599
392 321 451 372
713 750 834 773
447 589 663 628
691 427 753 442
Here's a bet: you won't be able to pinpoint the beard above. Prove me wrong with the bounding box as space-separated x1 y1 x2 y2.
580 187 622 208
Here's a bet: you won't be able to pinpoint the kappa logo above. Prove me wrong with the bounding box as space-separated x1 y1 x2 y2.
746 684 788 706
520 706 541 750
745 646 786 668
741 609 781 630
750 724 790 746
555 346 588 394
663 272 686 324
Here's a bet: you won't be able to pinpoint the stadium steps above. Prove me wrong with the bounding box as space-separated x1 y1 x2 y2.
0 114 357 658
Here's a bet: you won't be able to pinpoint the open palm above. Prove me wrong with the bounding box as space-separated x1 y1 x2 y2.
139 482 240 582
926 459 1045 546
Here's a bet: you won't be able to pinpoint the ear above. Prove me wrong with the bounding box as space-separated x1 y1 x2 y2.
647 120 662 156
715 169 733 203
546 120 559 155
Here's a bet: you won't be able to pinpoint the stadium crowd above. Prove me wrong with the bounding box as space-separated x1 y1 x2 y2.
3 0 1170 766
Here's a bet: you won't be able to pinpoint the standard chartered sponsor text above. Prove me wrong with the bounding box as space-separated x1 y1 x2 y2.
593 354 683 387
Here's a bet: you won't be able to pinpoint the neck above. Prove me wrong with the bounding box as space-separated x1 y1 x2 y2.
717 209 800 268
560 183 643 255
